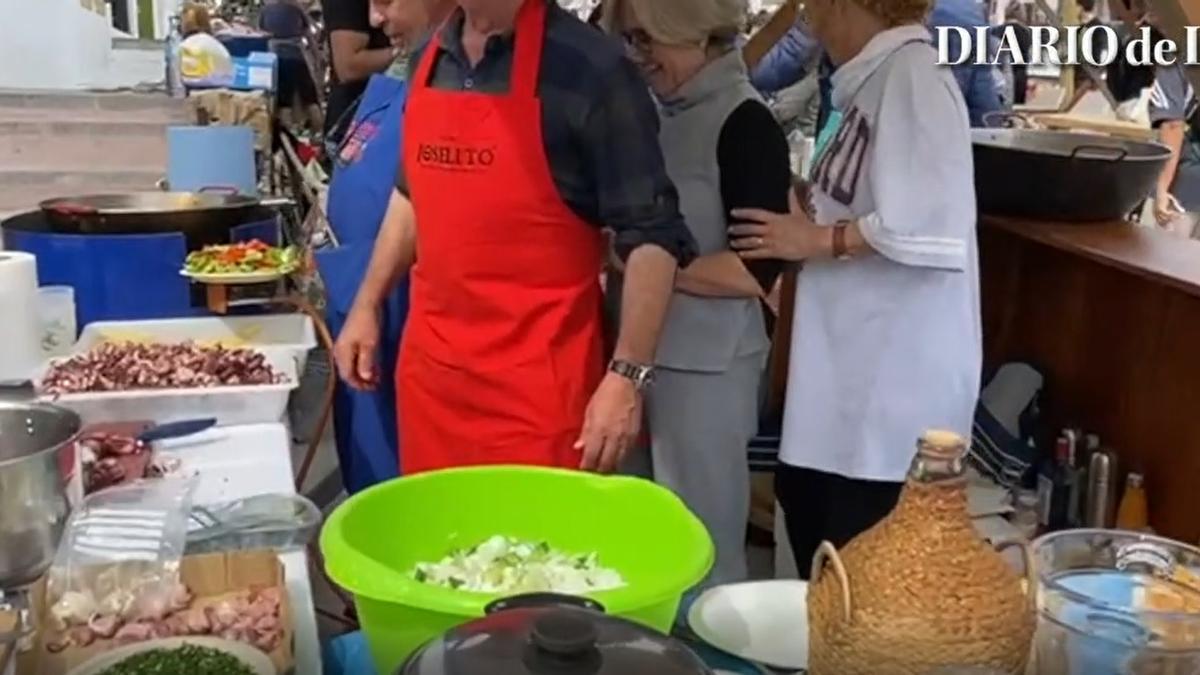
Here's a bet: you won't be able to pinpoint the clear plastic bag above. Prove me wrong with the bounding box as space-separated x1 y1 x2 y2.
46 477 197 630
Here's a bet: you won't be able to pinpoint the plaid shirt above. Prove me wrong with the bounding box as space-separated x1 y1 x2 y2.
395 1 696 263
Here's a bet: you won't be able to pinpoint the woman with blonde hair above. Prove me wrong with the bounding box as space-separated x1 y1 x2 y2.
180 2 214 36
730 0 981 575
605 0 791 588
178 2 234 82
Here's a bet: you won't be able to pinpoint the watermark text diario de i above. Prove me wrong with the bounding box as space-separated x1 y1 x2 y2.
939 25 1200 67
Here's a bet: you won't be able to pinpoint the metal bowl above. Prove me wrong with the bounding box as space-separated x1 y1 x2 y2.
39 192 259 215
37 191 268 241
972 128 1170 222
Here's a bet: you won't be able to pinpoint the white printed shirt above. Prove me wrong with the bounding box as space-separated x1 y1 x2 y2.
779 25 983 482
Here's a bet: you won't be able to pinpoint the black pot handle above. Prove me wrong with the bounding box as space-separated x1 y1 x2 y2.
485 593 606 615
1069 144 1129 162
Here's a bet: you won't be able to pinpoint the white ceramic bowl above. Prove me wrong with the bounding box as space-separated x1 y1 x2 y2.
688 579 810 671
67 637 275 675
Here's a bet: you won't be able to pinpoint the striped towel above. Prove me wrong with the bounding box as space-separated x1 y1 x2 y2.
970 362 1043 490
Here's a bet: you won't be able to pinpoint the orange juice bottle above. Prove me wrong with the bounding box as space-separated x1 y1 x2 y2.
1116 472 1149 531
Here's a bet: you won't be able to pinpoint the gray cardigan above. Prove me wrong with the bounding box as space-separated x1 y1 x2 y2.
612 49 770 373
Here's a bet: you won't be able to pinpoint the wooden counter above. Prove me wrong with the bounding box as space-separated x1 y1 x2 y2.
980 216 1200 543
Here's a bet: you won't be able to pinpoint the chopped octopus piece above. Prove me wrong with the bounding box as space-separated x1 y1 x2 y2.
113 621 155 645
87 613 121 639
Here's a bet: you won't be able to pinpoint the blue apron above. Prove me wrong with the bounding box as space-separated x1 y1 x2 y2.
316 74 409 494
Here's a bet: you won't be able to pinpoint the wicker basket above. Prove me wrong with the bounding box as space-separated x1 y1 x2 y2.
807 430 1035 675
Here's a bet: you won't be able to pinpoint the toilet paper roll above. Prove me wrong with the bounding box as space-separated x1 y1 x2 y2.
0 252 42 383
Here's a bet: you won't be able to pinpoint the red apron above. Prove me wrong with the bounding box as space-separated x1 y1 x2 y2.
397 0 605 475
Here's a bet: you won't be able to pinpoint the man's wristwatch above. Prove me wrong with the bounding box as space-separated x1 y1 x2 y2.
609 359 655 390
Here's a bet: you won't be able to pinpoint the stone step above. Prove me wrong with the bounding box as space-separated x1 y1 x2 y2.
0 120 170 171
0 90 188 125
0 91 183 203
0 169 164 216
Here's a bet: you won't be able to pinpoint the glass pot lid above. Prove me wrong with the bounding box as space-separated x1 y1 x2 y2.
398 594 715 675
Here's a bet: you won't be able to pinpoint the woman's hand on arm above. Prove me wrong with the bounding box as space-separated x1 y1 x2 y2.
730 189 832 261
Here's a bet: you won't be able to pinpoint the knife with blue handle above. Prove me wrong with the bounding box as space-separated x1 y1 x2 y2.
136 418 218 446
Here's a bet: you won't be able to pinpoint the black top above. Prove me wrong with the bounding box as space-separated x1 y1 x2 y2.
393 2 697 265
719 99 792 291
323 0 391 134
259 1 308 39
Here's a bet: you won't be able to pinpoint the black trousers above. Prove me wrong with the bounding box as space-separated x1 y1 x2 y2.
776 464 902 580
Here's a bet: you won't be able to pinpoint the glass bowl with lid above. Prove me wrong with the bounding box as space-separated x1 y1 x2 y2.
1031 529 1200 675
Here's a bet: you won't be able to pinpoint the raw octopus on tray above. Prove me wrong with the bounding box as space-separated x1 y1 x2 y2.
46 582 285 654
80 431 181 494
41 341 287 395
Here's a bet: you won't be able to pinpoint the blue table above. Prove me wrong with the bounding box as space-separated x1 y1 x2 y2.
322 630 771 675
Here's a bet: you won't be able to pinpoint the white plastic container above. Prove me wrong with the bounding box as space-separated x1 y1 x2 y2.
74 314 316 371
37 285 77 358
34 345 299 427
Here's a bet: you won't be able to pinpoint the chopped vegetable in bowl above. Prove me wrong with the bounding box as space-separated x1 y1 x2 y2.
413 536 625 595
184 240 299 275
94 645 258 675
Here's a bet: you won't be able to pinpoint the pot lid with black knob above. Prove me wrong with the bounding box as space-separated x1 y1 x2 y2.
397 593 715 675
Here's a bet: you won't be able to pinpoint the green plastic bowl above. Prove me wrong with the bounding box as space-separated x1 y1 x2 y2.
320 466 714 674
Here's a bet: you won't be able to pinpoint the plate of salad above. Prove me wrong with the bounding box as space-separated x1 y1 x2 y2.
181 240 299 285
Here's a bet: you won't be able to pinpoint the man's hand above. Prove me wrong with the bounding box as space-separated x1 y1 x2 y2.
333 303 382 390
576 372 642 474
1156 190 1184 227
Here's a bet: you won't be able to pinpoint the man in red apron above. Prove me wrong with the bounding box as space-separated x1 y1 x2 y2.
333 0 695 475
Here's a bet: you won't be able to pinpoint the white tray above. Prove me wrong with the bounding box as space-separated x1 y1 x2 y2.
75 314 317 372
155 424 296 506
34 345 299 427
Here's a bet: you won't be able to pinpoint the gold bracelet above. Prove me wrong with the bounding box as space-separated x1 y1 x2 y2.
832 223 852 260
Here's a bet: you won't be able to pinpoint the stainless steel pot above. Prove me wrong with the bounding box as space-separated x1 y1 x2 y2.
0 401 78 671
0 401 79 590
972 128 1171 222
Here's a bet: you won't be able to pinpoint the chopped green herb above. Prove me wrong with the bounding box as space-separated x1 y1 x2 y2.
414 568 428 582
448 577 465 589
96 644 257 675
